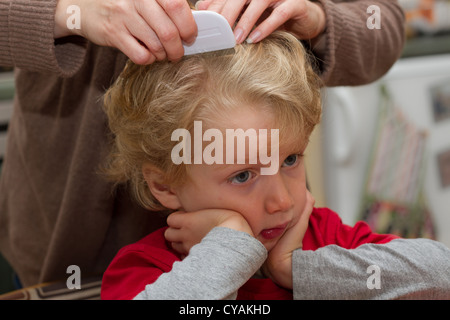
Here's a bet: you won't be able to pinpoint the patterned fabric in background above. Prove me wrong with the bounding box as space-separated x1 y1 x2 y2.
359 85 436 240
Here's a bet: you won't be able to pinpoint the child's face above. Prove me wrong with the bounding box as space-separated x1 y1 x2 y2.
172 106 309 251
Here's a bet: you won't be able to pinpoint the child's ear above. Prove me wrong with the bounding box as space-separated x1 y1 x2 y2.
142 164 182 210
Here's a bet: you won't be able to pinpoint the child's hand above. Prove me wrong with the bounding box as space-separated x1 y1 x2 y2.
165 208 254 256
262 191 315 289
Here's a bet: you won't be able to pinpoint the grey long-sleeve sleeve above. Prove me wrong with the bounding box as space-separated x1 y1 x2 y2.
133 227 268 300
293 238 450 299
134 227 450 300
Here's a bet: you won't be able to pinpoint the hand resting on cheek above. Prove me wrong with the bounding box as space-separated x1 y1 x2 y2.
165 208 254 256
164 191 315 291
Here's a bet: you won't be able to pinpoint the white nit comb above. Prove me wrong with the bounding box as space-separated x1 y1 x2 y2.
183 11 236 56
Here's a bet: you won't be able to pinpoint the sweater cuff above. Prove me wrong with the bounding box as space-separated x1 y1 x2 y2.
8 0 86 77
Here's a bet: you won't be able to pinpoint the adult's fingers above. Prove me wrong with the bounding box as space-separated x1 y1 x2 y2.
196 0 247 27
125 11 167 61
134 0 184 61
197 0 226 14
233 0 272 43
114 30 157 65
216 0 249 28
158 0 198 43
246 1 298 43
195 0 212 10
246 0 318 43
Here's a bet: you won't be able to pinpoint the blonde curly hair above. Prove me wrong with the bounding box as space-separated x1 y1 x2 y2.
103 31 322 211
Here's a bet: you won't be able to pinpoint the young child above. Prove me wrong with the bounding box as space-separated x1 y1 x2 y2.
100 31 450 300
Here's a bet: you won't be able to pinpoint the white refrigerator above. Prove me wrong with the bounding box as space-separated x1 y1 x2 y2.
320 53 450 247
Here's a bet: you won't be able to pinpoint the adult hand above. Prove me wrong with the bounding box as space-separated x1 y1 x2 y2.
262 190 315 289
196 0 326 44
54 0 197 64
165 208 254 256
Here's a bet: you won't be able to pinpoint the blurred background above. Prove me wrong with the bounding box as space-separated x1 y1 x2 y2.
306 0 450 248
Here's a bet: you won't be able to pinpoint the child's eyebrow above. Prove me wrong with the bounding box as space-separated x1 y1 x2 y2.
210 144 305 167
211 161 263 172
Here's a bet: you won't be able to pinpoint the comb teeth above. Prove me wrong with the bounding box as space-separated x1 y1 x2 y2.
183 11 236 56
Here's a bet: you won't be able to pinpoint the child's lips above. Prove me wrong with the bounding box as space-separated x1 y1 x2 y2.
260 222 289 240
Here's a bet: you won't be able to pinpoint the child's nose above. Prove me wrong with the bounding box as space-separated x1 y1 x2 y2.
264 175 294 214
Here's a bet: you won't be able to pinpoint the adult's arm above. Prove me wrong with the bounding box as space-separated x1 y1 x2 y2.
293 238 450 299
0 0 198 75
0 0 87 77
1 0 405 84
313 0 405 86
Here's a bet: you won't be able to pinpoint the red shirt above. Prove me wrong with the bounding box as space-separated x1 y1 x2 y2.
101 207 398 300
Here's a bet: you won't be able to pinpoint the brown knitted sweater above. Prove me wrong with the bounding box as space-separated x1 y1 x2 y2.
0 0 405 286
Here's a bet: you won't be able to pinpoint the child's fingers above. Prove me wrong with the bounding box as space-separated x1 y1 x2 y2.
262 191 314 288
166 210 185 229
164 226 180 243
169 241 189 256
169 239 190 257
272 191 314 255
165 208 253 256
164 226 197 255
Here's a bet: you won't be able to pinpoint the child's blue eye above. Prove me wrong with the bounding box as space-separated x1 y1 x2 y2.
282 154 299 167
230 171 252 184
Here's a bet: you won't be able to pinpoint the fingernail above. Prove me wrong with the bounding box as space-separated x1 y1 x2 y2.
234 28 244 43
246 30 261 44
195 1 204 10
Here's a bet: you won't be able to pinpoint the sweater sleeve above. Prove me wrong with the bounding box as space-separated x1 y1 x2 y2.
312 0 405 86
293 238 450 299
133 227 268 300
0 0 86 77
